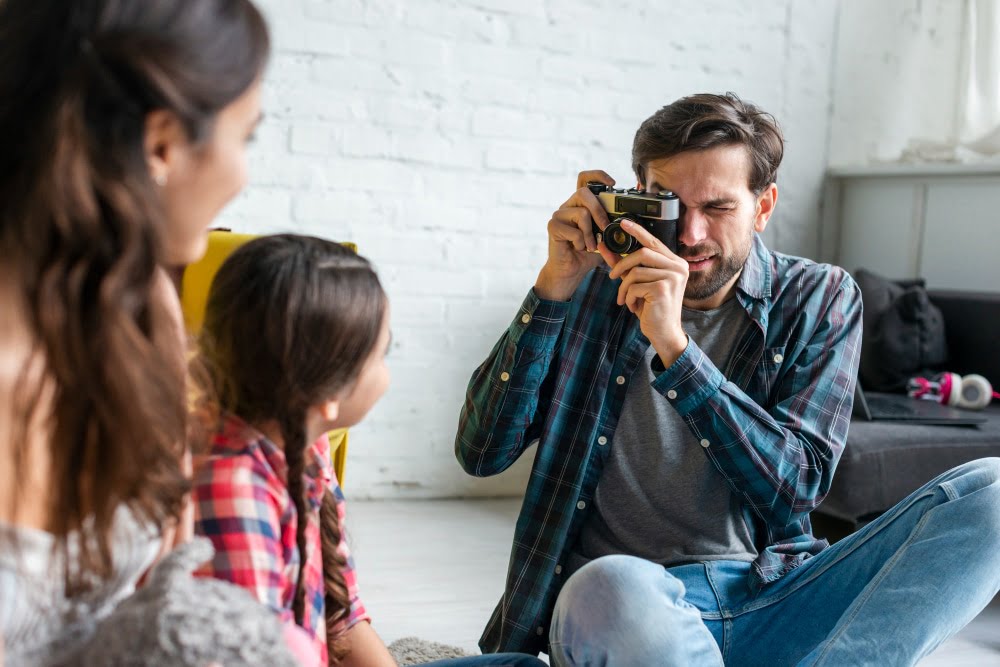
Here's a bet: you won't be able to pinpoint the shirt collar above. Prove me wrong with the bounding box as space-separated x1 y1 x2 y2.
217 413 326 510
736 233 772 302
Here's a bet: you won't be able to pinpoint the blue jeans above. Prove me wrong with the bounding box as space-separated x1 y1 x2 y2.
549 458 1000 666
423 655 546 666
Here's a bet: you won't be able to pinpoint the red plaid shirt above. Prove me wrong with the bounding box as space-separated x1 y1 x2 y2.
193 415 369 665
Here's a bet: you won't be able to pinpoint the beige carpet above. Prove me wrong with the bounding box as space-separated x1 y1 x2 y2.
387 636 474 665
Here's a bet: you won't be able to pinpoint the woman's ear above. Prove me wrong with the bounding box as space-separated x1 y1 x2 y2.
144 109 189 187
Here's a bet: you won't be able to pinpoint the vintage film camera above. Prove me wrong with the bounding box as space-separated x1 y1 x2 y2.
588 181 679 255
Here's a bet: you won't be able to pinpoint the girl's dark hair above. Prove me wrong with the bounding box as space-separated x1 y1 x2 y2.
0 0 269 587
199 235 387 663
632 92 784 196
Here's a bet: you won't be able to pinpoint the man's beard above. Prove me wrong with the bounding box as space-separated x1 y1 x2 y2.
680 232 754 301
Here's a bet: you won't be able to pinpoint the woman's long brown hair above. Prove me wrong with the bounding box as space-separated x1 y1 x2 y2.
0 0 269 588
199 235 387 663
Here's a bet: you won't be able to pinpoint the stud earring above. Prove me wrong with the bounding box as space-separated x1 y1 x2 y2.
154 173 167 187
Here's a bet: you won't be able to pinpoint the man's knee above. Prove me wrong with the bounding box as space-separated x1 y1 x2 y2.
554 555 681 624
551 555 688 645
549 555 717 666
942 457 1000 544
973 457 1000 529
947 457 1000 500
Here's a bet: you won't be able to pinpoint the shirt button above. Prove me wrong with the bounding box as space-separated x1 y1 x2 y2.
500 371 510 382
555 565 563 574
597 436 608 446
536 626 545 636
577 501 586 510
700 438 710 448
773 353 784 363
616 375 625 385
521 313 531 324
667 389 678 399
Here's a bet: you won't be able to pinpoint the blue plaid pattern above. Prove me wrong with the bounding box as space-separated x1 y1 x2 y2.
456 234 863 655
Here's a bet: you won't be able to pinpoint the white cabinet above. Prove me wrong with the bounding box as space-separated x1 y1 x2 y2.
820 164 1000 292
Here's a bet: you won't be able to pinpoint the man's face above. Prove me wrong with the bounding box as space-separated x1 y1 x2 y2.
643 145 776 307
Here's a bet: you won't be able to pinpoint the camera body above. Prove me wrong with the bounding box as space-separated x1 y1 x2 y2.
587 182 679 255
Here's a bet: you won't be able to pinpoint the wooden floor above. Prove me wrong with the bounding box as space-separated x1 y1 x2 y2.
346 498 1000 666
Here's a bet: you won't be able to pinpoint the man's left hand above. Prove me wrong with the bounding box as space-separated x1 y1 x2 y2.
602 220 689 368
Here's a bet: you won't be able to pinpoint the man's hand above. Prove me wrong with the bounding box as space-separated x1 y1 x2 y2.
604 220 689 368
534 170 615 301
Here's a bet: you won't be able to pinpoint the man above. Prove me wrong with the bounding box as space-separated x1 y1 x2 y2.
455 92 1000 665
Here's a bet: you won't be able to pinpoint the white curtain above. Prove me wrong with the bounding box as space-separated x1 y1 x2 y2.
957 0 1000 154
830 0 1000 165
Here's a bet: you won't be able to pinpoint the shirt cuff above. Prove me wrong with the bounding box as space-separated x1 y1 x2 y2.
651 338 725 416
507 288 571 343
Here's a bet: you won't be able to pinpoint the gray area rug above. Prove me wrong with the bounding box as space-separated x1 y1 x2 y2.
387 636 474 665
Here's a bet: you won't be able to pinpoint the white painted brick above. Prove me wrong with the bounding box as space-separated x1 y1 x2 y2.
364 97 448 131
458 75 532 108
471 106 559 140
266 83 362 121
291 190 386 225
309 56 401 94
289 123 335 155
321 159 424 194
444 235 547 270
248 156 329 190
383 265 485 298
465 0 546 19
384 295 446 329
402 4 513 45
452 42 543 77
352 228 448 267
394 131 484 169
485 139 565 174
220 188 292 223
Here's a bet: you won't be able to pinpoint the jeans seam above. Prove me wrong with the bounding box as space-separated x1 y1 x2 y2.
704 563 729 660
731 489 939 617
809 504 936 666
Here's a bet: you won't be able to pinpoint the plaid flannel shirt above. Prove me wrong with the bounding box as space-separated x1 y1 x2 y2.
456 234 863 656
194 415 369 665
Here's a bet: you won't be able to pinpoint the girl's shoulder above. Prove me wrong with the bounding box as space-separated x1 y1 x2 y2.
194 416 288 500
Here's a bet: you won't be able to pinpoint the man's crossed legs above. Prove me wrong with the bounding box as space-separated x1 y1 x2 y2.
550 458 1000 666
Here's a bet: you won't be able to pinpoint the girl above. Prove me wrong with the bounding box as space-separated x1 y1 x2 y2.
193 235 545 667
0 0 269 663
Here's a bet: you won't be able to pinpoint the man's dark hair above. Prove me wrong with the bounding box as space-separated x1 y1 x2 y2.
632 92 784 195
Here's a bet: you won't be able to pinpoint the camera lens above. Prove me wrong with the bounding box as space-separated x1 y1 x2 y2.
602 219 637 255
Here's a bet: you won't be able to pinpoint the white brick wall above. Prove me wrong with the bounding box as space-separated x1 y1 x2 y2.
216 0 840 499
829 0 964 166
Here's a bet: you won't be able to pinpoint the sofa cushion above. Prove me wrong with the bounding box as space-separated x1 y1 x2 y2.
855 269 949 391
818 404 1000 523
929 289 1000 388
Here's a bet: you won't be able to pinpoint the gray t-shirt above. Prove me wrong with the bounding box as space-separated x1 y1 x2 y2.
573 297 758 570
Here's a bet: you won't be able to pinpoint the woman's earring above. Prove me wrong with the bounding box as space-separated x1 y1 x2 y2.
154 173 168 187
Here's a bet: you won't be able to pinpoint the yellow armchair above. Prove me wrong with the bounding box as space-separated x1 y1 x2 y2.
181 230 351 486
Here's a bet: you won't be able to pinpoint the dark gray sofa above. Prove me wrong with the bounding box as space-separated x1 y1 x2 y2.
817 290 1000 527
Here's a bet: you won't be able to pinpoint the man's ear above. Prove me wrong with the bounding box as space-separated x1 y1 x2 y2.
754 183 778 233
144 109 189 186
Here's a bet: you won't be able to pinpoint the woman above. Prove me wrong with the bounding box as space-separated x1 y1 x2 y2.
0 1 269 663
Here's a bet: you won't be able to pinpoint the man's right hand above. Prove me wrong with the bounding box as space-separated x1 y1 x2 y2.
534 170 615 301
